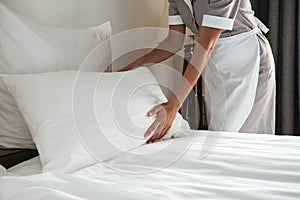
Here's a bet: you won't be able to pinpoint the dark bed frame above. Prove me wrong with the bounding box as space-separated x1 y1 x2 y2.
0 149 39 169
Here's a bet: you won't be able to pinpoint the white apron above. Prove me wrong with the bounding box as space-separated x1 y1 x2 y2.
203 23 268 132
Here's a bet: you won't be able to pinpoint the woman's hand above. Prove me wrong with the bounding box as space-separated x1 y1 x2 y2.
144 100 180 144
117 64 135 72
117 60 142 72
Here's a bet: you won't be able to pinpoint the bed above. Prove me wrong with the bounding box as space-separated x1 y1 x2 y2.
1 131 300 199
1 2 300 200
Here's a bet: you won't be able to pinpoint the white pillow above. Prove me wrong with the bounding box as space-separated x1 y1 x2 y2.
0 2 112 148
1 68 189 172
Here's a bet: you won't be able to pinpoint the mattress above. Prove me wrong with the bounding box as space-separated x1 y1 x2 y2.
0 130 300 200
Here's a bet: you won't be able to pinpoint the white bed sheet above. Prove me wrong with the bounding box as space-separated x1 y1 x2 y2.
1 130 300 200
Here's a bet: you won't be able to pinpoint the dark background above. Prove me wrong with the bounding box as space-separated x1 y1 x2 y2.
251 0 299 136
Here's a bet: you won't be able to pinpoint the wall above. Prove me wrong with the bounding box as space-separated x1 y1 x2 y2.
1 0 183 96
1 0 167 32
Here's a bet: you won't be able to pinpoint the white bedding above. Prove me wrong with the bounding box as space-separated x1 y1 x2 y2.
0 2 112 149
1 130 300 200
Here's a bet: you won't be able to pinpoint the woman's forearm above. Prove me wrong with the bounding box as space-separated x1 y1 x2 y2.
122 25 186 70
168 45 209 110
168 26 223 110
133 41 180 67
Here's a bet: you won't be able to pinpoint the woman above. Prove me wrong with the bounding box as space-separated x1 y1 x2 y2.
118 0 276 143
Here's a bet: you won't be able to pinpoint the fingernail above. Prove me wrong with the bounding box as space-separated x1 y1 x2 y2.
148 112 152 116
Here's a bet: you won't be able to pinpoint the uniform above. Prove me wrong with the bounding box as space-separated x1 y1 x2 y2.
168 0 276 134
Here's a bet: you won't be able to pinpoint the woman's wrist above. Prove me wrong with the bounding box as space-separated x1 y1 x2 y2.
168 95 181 111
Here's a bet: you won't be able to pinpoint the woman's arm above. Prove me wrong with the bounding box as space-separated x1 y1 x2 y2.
170 26 223 108
145 26 222 143
117 25 186 71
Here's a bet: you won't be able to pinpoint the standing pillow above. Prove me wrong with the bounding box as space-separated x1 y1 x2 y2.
0 2 112 148
1 68 189 172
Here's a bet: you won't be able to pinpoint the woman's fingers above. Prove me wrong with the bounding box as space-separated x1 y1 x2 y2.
117 63 140 72
147 124 171 144
117 66 131 72
155 125 172 142
147 114 169 143
145 102 177 144
144 106 165 137
147 124 164 144
148 105 163 117
147 116 165 143
161 125 171 139
144 119 160 137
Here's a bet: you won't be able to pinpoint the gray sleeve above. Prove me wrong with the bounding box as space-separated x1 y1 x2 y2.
202 0 241 30
168 0 184 25
168 0 180 16
207 0 241 19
